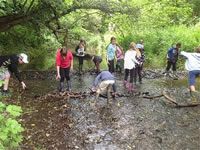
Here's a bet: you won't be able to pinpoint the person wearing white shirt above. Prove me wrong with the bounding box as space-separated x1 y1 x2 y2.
123 42 141 92
180 46 200 104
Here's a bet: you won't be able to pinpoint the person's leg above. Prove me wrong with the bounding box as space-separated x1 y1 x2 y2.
96 61 100 74
65 67 71 91
129 68 134 91
166 61 172 72
188 71 199 103
138 65 143 83
3 72 10 91
134 65 138 84
118 60 122 73
59 68 65 92
172 62 176 72
116 60 119 71
124 69 129 88
108 60 111 73
110 60 115 73
107 84 112 104
80 57 84 72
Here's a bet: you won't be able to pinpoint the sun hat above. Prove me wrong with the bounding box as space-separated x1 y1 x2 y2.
18 53 29 63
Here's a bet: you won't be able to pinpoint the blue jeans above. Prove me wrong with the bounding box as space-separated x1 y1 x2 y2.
189 70 200 86
116 60 122 73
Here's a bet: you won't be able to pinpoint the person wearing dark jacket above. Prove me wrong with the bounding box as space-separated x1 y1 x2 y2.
165 43 181 76
92 71 116 104
75 40 86 74
0 53 29 96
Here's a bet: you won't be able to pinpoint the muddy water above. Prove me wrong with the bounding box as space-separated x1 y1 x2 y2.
2 72 200 150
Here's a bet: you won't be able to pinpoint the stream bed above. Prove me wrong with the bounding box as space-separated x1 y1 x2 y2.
2 70 200 150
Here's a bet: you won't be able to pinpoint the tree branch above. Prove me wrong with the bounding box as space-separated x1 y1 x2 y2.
26 0 35 14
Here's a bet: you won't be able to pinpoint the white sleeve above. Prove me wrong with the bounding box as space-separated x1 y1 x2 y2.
180 51 190 58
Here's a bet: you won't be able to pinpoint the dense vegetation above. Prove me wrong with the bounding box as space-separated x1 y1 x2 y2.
0 0 200 70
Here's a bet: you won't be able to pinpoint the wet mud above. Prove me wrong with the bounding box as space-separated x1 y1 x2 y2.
2 69 200 150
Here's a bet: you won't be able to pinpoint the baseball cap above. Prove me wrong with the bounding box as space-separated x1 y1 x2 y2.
18 53 29 63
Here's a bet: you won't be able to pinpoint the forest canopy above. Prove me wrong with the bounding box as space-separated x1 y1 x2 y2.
0 0 200 70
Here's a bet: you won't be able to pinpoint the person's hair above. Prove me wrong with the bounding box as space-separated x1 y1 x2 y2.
176 43 181 47
110 37 116 43
129 42 141 58
195 46 200 53
139 40 143 44
80 39 86 45
60 47 67 58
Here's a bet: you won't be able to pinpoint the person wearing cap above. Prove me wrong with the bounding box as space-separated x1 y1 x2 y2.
92 71 117 104
0 53 28 96
135 40 145 84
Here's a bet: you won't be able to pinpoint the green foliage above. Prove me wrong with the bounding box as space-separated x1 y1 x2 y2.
117 25 200 68
0 100 24 149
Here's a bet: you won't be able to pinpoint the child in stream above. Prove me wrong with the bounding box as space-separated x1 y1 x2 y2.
135 41 145 84
123 42 141 92
92 70 117 104
91 55 102 74
116 44 124 73
56 47 73 92
75 40 86 74
180 46 200 104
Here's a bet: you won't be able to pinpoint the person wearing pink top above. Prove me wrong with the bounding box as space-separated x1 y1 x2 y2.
116 44 124 73
56 47 73 92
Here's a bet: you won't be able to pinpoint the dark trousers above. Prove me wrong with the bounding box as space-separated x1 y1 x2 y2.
166 61 176 71
124 68 135 83
95 60 102 74
60 67 70 82
108 59 115 73
116 60 122 73
134 65 143 82
78 56 84 72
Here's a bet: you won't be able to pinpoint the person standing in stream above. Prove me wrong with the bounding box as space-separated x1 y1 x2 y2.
123 42 141 92
75 40 86 74
116 44 124 73
106 37 117 73
56 47 73 92
180 46 200 104
135 41 145 84
91 55 102 74
165 43 181 77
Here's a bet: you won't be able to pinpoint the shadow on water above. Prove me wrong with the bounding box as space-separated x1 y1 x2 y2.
1 72 200 150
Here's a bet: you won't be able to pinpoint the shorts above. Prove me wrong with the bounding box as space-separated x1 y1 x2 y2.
189 70 200 86
0 67 9 80
99 80 115 92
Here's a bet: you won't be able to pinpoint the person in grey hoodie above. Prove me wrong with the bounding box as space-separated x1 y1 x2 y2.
92 71 116 104
180 46 200 104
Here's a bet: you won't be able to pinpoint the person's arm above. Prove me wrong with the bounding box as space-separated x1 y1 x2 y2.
70 59 73 72
56 66 61 80
180 51 190 58
75 45 79 53
56 51 61 80
106 56 110 64
10 64 26 89
92 73 101 90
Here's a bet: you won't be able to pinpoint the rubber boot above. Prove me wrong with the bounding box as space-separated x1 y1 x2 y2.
67 80 72 91
190 91 199 104
59 82 64 92
107 90 111 104
128 83 134 92
123 80 127 88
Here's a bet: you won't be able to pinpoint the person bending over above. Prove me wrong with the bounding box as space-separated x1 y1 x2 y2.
92 71 116 104
91 55 102 74
0 53 28 96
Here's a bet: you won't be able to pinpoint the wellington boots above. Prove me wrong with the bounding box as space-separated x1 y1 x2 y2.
190 91 199 104
59 82 64 92
67 80 72 91
123 80 127 88
128 83 134 92
107 90 111 104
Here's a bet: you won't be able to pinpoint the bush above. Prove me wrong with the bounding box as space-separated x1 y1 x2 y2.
0 97 24 149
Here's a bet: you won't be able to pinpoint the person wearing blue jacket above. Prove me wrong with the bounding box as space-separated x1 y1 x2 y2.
92 71 116 104
165 43 181 76
181 46 200 104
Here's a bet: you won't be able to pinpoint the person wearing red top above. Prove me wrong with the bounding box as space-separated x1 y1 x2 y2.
56 47 73 92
